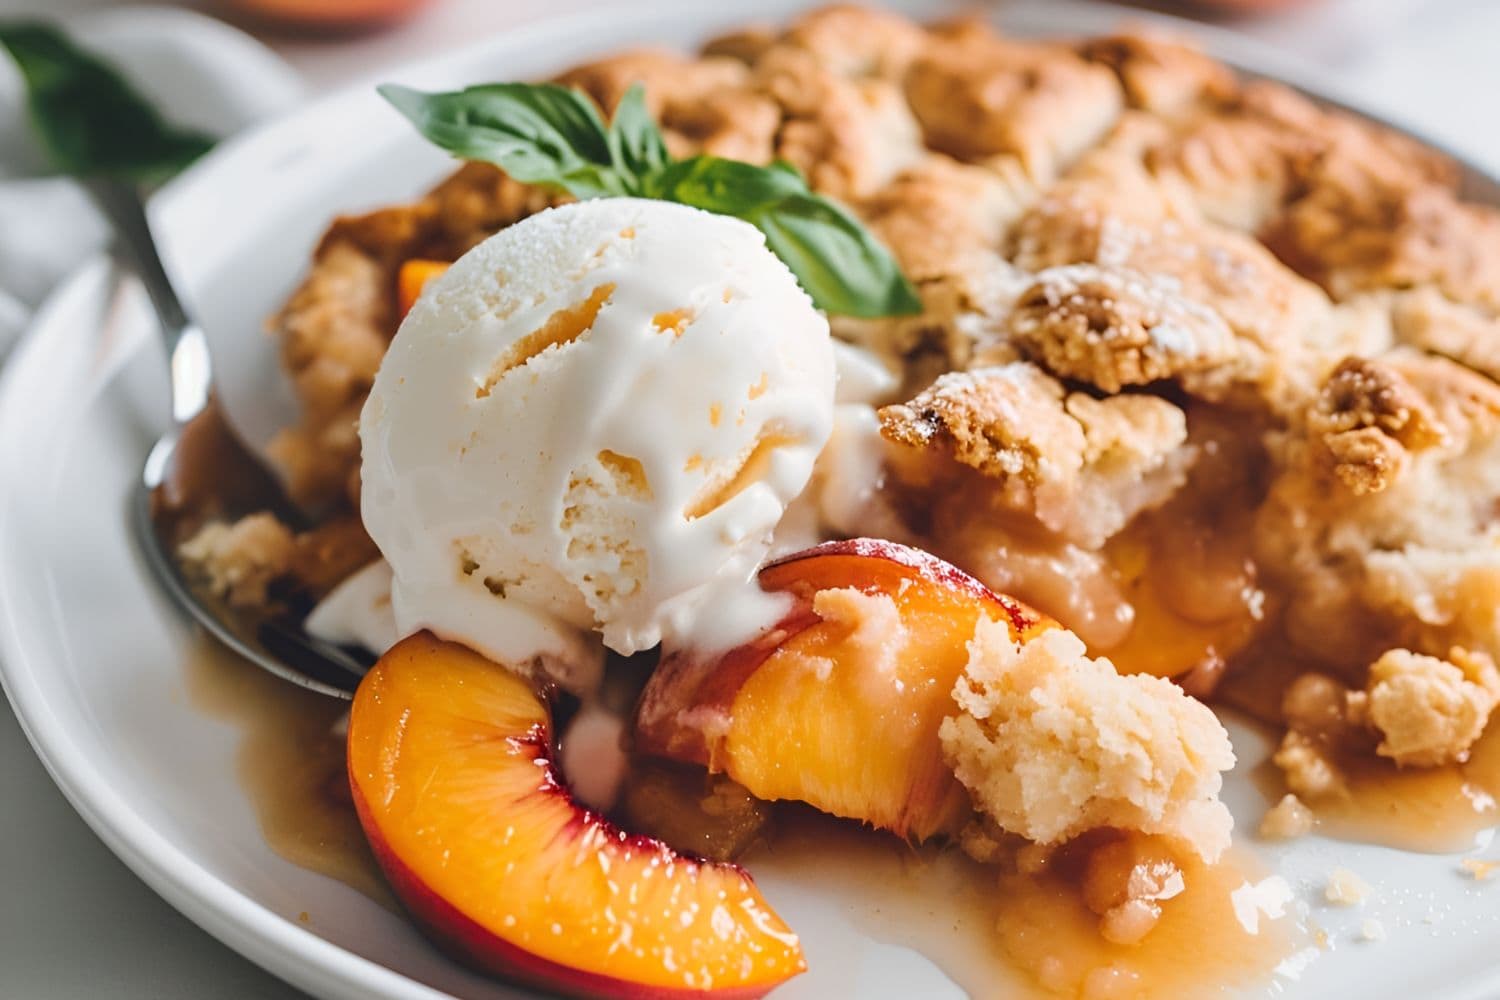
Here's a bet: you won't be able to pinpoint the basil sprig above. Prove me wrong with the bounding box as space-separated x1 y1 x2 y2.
0 22 215 183
378 81 922 318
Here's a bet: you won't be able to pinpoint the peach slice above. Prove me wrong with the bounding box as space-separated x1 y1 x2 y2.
397 259 449 319
636 539 1051 843
348 632 805 999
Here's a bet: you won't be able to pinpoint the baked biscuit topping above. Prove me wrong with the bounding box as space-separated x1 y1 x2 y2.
904 19 1122 182
1007 262 1239 392
878 363 1189 549
943 621 1234 861
1366 647 1500 766
1309 356 1449 494
1078 32 1237 119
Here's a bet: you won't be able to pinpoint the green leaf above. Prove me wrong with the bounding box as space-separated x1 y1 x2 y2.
606 83 669 191
644 155 803 211
379 82 627 199
378 79 922 317
652 156 922 318
0 21 215 182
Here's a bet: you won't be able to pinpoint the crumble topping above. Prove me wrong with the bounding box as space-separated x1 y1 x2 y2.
1078 32 1237 120
841 155 1033 373
178 513 296 609
1273 731 1347 803
751 46 926 200
1270 153 1500 312
1309 356 1449 495
1393 288 1500 383
1271 645 1500 788
806 587 903 683
1012 157 1334 407
267 163 561 512
177 512 377 609
1366 647 1500 766
179 512 378 614
1460 858 1499 881
904 19 1122 182
1258 351 1500 680
757 4 928 81
1006 262 1239 392
1324 868 1371 906
558 50 776 163
941 621 1235 862
878 363 1189 549
1258 794 1315 841
1151 78 1454 236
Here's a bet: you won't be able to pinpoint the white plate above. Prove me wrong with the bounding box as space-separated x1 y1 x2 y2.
4 2 1500 998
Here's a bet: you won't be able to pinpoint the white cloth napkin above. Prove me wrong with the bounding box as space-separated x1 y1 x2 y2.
0 5 304 358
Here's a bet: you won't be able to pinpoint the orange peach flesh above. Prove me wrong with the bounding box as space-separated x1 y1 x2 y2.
637 539 1051 843
348 632 804 999
397 259 450 319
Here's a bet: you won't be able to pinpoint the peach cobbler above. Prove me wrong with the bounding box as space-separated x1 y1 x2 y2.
177 5 1500 997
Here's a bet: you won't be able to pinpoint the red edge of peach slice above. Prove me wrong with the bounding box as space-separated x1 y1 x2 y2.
764 537 1037 632
348 632 805 1000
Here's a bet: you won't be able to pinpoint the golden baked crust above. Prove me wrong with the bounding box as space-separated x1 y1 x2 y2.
1308 356 1449 495
267 164 559 511
904 17 1123 182
1006 263 1239 393
879 363 1186 493
1393 287 1500 382
1366 647 1500 766
1078 31 1238 119
878 363 1189 550
1255 351 1500 689
261 4 1500 795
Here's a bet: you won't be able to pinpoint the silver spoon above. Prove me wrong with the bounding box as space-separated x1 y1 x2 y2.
88 177 370 699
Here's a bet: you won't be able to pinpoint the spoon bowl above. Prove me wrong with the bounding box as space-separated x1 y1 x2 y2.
89 176 368 699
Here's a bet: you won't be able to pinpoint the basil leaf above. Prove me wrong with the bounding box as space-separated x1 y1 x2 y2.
379 79 923 317
607 83 669 191
644 155 803 211
379 82 626 199
0 22 215 182
757 194 923 318
652 156 921 317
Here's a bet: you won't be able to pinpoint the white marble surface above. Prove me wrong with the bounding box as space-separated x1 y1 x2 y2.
1 1 1498 998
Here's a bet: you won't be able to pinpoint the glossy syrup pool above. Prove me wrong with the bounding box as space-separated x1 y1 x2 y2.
749 811 1301 1000
183 636 392 909
1219 649 1500 854
1253 724 1500 854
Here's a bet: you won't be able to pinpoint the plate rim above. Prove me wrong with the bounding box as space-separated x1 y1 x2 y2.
3 3 1500 999
0 258 457 1000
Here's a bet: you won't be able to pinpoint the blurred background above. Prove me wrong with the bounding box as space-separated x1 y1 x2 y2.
0 0 1493 113
0 0 1497 997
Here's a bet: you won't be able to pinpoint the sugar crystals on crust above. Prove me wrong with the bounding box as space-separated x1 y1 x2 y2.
1006 262 1240 393
878 362 1190 549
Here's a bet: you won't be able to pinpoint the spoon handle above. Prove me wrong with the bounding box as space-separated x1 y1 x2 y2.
83 177 212 425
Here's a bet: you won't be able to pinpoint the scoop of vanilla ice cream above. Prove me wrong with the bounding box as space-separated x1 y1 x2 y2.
360 199 835 672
